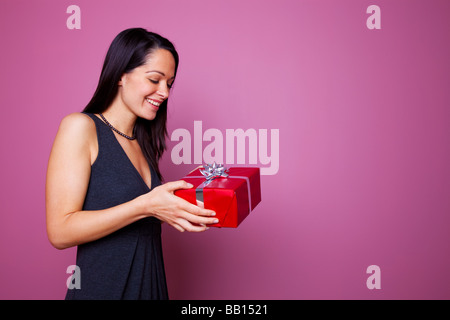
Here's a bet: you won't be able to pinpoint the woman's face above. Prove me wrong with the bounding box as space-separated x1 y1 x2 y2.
118 48 176 120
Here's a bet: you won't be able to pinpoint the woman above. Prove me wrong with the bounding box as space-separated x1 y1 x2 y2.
46 28 218 300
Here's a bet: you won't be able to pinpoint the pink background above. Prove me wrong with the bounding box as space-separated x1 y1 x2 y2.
1 0 449 299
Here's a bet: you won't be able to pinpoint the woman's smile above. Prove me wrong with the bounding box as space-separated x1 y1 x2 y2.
146 97 162 109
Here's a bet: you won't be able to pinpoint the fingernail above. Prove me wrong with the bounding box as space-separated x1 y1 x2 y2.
210 211 216 216
213 219 219 223
187 183 194 188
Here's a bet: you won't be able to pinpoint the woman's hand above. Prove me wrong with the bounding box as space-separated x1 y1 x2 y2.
139 180 218 232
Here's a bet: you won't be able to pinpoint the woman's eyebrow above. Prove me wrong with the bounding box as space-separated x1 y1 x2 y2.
146 70 165 75
146 70 175 79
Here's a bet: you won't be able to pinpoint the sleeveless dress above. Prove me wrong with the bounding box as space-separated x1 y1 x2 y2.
65 113 168 300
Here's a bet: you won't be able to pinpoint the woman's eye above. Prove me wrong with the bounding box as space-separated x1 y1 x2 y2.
150 79 173 89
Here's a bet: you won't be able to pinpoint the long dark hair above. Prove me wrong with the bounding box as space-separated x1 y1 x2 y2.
83 28 179 182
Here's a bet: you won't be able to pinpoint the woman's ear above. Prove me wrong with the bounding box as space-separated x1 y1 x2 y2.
118 74 126 86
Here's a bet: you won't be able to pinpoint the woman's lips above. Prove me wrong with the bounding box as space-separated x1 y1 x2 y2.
146 98 161 107
145 98 162 110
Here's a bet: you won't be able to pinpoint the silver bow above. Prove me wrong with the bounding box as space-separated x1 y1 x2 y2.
194 163 229 204
199 162 229 184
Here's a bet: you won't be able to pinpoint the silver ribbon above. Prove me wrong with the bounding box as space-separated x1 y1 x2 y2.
195 162 229 203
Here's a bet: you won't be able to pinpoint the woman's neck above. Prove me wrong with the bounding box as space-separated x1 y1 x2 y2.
101 100 137 138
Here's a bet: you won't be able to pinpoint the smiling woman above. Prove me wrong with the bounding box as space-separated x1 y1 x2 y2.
82 29 178 181
45 28 219 300
114 49 176 125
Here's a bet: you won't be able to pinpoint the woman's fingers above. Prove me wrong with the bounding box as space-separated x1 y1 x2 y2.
164 180 193 193
172 219 210 233
196 200 204 209
183 211 218 226
163 180 211 214
165 199 218 232
168 182 216 217
147 180 219 232
178 200 218 224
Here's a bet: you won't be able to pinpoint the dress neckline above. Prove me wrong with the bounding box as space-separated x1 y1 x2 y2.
92 113 152 191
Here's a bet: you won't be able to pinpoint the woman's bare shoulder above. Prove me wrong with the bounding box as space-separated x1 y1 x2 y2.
59 112 96 133
53 112 97 154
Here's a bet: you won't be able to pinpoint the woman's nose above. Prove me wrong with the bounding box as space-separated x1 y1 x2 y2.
157 83 170 99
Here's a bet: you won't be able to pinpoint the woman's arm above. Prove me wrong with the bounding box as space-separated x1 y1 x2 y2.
46 113 217 250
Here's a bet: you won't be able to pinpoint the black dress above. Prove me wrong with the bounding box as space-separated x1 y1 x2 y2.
65 113 168 300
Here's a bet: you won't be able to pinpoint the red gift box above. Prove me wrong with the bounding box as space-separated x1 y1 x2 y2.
174 165 261 228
